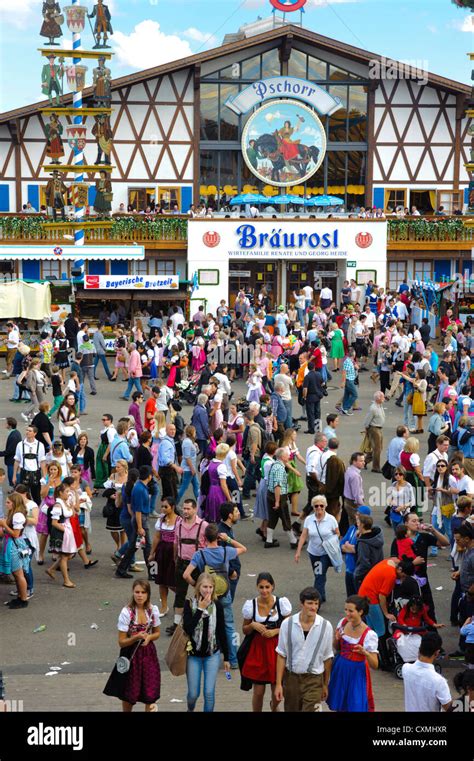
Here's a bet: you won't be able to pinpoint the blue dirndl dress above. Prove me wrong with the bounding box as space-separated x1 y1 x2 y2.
327 621 376 712
0 534 31 575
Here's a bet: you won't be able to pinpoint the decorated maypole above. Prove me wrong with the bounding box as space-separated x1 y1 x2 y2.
71 0 85 247
451 0 474 212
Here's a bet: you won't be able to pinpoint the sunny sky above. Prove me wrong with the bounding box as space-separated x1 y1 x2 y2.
0 0 472 114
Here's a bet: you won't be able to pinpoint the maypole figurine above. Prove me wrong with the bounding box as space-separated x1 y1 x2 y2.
44 113 65 164
41 54 64 106
88 0 113 48
45 170 68 221
92 56 111 106
92 113 112 164
93 170 113 218
40 0 64 45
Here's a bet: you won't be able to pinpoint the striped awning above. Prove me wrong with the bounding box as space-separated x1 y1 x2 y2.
0 245 145 260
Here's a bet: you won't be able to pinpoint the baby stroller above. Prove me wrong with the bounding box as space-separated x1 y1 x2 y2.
176 372 200 404
386 622 443 679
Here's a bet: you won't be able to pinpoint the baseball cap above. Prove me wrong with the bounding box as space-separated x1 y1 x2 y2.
357 505 371 516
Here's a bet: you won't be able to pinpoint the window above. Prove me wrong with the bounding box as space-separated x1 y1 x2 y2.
158 187 181 212
128 187 155 212
288 49 307 79
348 86 368 142
385 189 407 212
409 190 435 214
328 85 348 142
262 50 281 78
200 83 219 140
156 260 174 275
388 261 406 290
414 261 432 281
308 55 328 81
219 84 239 141
41 260 61 279
241 54 261 80
137 260 149 275
436 190 461 214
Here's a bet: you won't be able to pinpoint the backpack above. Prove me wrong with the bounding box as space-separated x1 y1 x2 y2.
242 422 266 458
199 547 229 597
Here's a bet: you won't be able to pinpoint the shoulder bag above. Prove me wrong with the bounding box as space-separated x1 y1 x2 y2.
314 518 343 573
165 622 191 677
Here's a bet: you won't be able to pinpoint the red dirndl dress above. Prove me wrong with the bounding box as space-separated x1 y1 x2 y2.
70 511 83 550
242 598 284 685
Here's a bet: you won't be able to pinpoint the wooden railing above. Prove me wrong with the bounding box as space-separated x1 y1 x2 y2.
387 217 474 242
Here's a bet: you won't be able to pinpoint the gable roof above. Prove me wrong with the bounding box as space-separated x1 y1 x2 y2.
0 23 468 123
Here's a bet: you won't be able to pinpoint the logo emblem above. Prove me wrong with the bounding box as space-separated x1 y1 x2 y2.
355 232 373 249
270 0 307 11
85 275 100 289
53 246 63 256
203 231 220 248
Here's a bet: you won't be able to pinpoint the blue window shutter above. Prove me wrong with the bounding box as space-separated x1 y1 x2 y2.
88 260 106 275
434 260 451 282
0 185 10 212
181 186 192 213
373 188 384 209
22 261 40 281
27 185 39 211
110 260 128 275
88 185 97 207
464 188 470 205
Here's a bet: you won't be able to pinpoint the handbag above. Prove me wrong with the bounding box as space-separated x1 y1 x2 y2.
165 623 190 676
406 392 414 404
237 598 282 691
360 431 372 455
381 461 394 480
314 519 343 573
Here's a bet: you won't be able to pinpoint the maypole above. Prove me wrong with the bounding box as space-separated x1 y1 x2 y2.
72 0 84 247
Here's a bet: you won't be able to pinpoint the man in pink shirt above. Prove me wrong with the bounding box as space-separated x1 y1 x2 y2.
167 498 208 635
121 342 143 400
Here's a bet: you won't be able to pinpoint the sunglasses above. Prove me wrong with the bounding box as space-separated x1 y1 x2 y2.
313 504 325 508
394 472 403 477
436 464 447 468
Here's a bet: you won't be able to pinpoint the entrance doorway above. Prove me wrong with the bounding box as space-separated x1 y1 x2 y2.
229 262 277 307
287 261 339 304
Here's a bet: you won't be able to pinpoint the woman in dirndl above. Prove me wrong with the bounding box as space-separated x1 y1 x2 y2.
53 329 70 384
103 579 161 712
254 442 278 543
72 433 95 489
203 444 232 523
191 333 206 373
327 595 379 712
37 460 62 564
226 402 244 455
240 573 292 712
103 460 129 554
0 493 31 607
281 429 306 522
94 426 111 489
150 497 178 617
411 368 428 435
45 482 78 588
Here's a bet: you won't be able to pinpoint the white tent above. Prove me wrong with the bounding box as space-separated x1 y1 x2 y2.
0 281 51 319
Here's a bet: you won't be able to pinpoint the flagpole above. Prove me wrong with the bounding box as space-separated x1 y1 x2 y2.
72 0 84 248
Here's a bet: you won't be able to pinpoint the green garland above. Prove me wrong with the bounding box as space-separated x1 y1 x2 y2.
387 218 471 242
0 216 47 238
110 216 188 241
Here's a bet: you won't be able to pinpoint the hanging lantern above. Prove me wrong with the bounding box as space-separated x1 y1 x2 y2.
63 5 88 33
66 124 87 151
66 64 88 91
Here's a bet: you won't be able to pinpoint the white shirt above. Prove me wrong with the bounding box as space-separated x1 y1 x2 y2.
302 285 313 300
320 287 333 301
118 605 161 632
274 373 293 401
306 445 324 476
171 313 184 331
319 450 335 484
449 474 474 496
303 512 339 556
14 439 46 471
213 372 232 396
364 311 376 328
242 596 292 622
104 425 116 446
351 286 361 304
397 335 410 354
422 450 449 481
276 613 334 675
7 327 20 349
402 660 451 712
395 301 408 321
224 449 238 478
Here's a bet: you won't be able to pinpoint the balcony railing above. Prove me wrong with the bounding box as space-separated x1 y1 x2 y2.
387 217 474 242
0 215 188 243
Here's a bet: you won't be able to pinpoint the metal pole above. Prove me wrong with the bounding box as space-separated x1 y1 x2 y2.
72 0 84 248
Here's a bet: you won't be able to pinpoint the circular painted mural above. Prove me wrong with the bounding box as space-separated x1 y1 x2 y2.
242 99 326 187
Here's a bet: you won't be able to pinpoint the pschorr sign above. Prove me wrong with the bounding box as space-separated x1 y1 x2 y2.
225 76 342 117
191 221 388 260
84 275 179 290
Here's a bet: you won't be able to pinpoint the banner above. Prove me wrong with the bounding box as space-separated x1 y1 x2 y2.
0 245 145 260
84 274 179 290
225 76 342 116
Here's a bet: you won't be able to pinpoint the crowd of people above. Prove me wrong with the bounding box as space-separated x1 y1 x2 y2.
1 279 474 715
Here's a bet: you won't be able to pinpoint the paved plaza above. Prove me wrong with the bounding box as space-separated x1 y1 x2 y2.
0 363 466 712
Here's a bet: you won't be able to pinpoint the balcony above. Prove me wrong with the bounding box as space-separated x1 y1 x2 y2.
387 216 474 251
0 214 188 248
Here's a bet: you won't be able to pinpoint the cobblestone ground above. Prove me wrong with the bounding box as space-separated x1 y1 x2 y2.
0 360 466 712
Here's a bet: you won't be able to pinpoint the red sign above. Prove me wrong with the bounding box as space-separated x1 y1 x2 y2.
203 231 221 248
355 232 373 249
270 0 307 12
85 275 100 289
